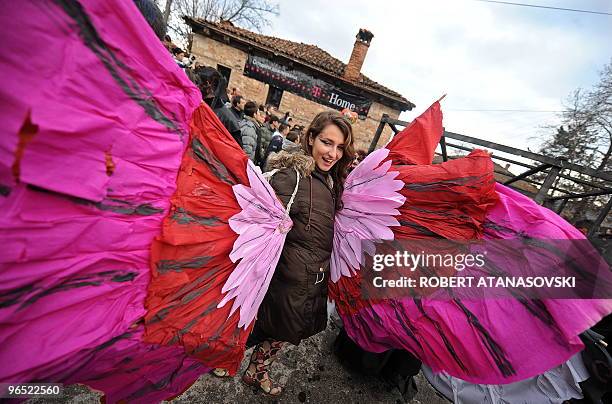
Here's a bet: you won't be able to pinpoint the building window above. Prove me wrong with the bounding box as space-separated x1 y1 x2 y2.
265 85 283 109
217 64 231 84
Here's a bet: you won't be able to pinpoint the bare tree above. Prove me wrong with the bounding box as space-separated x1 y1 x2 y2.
162 0 173 30
538 59 612 221
589 61 612 172
162 0 279 48
541 62 612 171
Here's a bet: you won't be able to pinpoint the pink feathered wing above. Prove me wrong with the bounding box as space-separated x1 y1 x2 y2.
331 148 406 282
218 161 293 328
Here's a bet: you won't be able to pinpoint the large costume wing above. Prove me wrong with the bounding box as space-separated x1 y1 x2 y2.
143 103 275 374
0 0 207 402
2 3 295 401
330 100 612 384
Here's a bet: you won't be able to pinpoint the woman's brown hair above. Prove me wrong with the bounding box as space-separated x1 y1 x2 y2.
301 111 355 210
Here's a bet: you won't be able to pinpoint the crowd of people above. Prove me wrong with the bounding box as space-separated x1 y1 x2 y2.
223 91 304 168
159 38 367 172
162 35 197 69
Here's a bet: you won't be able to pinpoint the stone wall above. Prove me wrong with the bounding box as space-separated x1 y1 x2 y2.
190 34 401 151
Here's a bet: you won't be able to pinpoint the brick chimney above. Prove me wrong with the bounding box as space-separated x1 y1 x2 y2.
343 29 374 82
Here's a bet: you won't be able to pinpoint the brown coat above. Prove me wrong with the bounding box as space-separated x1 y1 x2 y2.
255 151 335 345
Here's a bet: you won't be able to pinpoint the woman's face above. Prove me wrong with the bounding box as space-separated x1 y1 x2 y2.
309 124 345 172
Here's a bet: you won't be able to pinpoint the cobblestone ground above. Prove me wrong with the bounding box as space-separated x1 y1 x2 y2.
29 323 448 404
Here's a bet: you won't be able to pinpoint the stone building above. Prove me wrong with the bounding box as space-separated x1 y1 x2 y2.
185 18 415 151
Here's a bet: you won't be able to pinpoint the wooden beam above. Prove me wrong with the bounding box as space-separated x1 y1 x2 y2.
445 131 612 182
379 115 612 183
368 114 388 154
535 166 561 204
444 142 534 168
555 173 612 192
440 135 448 162
386 116 611 181
504 164 551 186
444 130 561 165
546 189 612 201
555 198 568 214
444 141 612 192
493 171 571 195
588 196 612 237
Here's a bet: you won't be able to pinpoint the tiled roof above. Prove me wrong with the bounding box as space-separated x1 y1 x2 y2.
185 17 415 110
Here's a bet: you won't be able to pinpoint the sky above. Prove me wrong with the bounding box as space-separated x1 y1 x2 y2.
259 0 612 160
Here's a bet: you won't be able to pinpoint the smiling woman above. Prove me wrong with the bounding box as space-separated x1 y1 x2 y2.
237 111 355 396
302 111 356 210
310 125 345 171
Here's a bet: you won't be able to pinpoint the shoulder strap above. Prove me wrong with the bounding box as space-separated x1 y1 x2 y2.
262 168 279 181
285 168 300 214
264 168 301 214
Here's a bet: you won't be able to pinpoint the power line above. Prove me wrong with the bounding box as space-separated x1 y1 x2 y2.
447 109 564 112
473 0 612 16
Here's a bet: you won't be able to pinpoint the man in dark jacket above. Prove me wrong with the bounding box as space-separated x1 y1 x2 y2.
261 123 288 164
215 102 243 147
229 95 245 121
191 66 242 147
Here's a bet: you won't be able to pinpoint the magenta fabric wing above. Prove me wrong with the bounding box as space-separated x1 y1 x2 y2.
219 161 293 328
340 183 612 384
36 325 209 404
331 148 405 282
484 183 612 340
0 0 203 401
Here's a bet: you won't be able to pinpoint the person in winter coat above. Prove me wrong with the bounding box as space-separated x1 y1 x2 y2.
229 95 245 121
256 114 280 166
241 111 355 396
239 101 261 161
283 130 301 152
261 123 290 168
280 110 292 125
190 66 242 147
283 129 300 150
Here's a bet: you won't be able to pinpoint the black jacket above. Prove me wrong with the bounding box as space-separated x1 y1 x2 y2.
214 106 242 147
229 106 243 121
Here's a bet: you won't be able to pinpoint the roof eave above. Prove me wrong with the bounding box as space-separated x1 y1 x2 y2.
185 17 415 111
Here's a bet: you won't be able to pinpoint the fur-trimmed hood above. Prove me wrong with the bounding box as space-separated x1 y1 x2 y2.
266 150 315 177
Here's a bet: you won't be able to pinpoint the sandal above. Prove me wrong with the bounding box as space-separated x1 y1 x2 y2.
242 367 283 397
212 368 231 378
